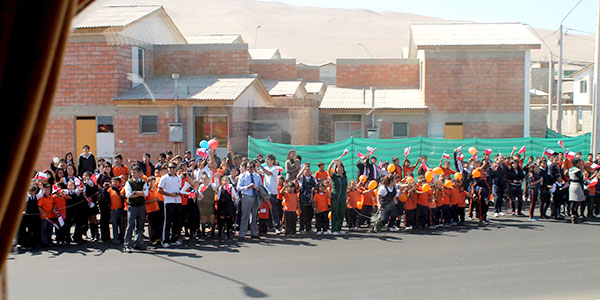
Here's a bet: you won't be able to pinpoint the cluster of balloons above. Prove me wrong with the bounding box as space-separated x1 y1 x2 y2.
196 139 218 157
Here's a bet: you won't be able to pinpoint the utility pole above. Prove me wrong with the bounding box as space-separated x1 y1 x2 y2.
592 0 600 154
548 54 553 128
557 24 563 134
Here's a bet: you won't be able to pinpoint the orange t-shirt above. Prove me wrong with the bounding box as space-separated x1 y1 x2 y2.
417 187 431 207
180 180 188 206
277 183 284 200
315 170 329 181
314 191 330 212
282 192 298 212
448 188 458 206
38 196 55 219
440 189 450 206
145 189 161 213
456 191 468 208
405 192 418 210
258 201 270 219
53 195 66 218
360 188 375 206
108 188 123 210
154 179 164 202
347 189 360 209
441 167 454 177
403 166 416 178
112 165 129 178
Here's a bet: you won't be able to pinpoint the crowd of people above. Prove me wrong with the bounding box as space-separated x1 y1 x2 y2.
17 143 600 252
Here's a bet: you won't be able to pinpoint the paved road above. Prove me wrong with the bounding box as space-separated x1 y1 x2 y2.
6 215 600 300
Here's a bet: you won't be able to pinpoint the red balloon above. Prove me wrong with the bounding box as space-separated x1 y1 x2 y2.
208 139 218 150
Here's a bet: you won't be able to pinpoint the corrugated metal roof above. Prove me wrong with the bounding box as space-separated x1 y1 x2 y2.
262 80 304 96
185 34 243 44
114 76 257 101
74 5 162 29
304 82 325 94
248 48 281 59
411 23 541 48
319 87 426 110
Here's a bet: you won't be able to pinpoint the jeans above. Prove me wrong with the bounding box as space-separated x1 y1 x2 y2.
110 209 125 241
269 194 282 230
315 211 329 232
40 218 54 246
299 204 313 232
380 208 398 228
509 186 523 213
528 188 539 219
124 205 146 248
240 195 258 237
493 184 505 213
284 211 297 235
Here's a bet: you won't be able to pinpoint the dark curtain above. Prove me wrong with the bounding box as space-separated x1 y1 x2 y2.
0 0 92 283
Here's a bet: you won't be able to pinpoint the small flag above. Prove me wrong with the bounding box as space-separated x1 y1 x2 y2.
46 218 60 229
367 146 377 155
484 148 493 155
590 163 600 170
589 178 598 187
87 197 95 208
472 153 478 161
565 150 576 160
442 152 451 160
378 161 384 169
34 172 48 181
456 145 463 153
276 166 284 173
189 191 196 199
356 151 367 160
543 148 555 156
457 153 465 161
91 172 98 184
339 149 349 158
518 145 526 154
267 136 273 143
199 186 208 193
196 148 209 158
404 146 411 157
57 214 65 227
558 140 565 149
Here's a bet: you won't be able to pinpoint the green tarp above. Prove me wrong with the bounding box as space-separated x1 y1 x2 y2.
545 127 591 139
248 135 592 180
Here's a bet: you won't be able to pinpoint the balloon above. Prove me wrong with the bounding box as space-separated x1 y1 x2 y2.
357 200 364 210
200 140 209 149
454 172 463 180
328 211 332 220
359 175 367 183
472 169 481 178
433 167 443 175
398 194 407 203
468 147 478 155
444 180 453 188
52 157 60 164
405 176 414 183
208 139 218 150
368 180 378 190
425 171 434 182
282 200 286 207
387 164 396 173
421 183 431 192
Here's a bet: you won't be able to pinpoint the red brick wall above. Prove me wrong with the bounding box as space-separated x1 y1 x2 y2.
55 42 131 106
154 47 249 76
35 116 74 172
249 59 297 80
297 67 320 82
424 56 524 114
464 122 523 138
336 60 420 88
409 122 428 137
113 113 174 163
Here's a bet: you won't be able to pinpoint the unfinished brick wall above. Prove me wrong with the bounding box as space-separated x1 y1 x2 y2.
154 44 249 76
113 113 174 162
336 59 420 88
464 122 523 138
409 122 428 137
249 59 297 80
296 66 320 82
424 53 525 114
54 42 132 106
35 116 74 172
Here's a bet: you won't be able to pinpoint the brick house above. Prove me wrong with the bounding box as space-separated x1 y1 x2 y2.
319 22 541 143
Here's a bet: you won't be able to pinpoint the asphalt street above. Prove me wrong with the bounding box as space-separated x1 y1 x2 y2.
6 214 600 300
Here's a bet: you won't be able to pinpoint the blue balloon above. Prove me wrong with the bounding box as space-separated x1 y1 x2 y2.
200 140 209 148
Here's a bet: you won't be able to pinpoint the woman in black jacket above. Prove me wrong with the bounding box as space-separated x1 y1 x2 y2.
505 160 525 216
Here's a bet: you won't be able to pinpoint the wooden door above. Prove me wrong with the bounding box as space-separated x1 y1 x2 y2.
75 116 97 156
444 123 464 139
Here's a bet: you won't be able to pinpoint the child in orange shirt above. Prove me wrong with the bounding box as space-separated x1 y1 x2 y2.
358 182 376 227
315 162 329 182
456 185 468 225
313 182 330 235
346 180 360 230
258 199 272 235
404 184 418 230
416 176 432 229
145 176 162 246
38 184 56 246
108 177 125 243
280 181 299 236
53 190 67 245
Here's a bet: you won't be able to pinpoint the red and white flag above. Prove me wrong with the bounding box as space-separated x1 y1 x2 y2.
91 172 98 184
366 146 377 155
196 148 209 158
57 214 65 227
588 178 598 187
456 145 463 153
543 148 555 156
276 166 284 173
339 148 349 158
517 145 526 154
356 151 367 160
442 152 451 160
34 172 48 181
565 150 576 160
590 163 600 170
472 153 478 161
457 153 465 161
404 146 411 157
484 148 493 155
558 140 565 149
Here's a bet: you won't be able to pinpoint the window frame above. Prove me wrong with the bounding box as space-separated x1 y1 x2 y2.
139 115 158 134
334 120 362 142
392 121 409 138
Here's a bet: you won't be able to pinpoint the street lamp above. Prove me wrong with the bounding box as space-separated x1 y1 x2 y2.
254 24 261 48
524 23 555 129
357 43 373 58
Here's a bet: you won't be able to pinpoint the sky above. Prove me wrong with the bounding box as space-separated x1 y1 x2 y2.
258 0 597 34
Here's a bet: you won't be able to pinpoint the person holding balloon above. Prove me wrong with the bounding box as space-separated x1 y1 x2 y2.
416 175 432 228
346 180 360 231
377 174 399 232
470 160 491 225
327 159 348 235
357 175 375 228
313 182 331 235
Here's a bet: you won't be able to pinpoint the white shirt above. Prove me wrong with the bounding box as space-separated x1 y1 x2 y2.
195 166 212 182
262 165 279 195
158 174 182 204
124 178 149 198
377 185 399 197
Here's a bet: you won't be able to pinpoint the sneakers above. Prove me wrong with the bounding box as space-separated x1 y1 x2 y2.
162 242 170 248
332 231 339 235
323 231 330 235
404 226 414 231
124 246 132 253
493 213 499 217
299 230 306 234
338 230 346 235
511 212 516 215
499 212 506 216
172 240 183 246
275 229 282 235
528 217 538 221
316 231 322 235
388 227 398 232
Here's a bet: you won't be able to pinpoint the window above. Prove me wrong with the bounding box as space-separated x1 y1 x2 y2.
195 116 229 147
131 46 145 87
392 122 409 138
139 115 158 134
335 121 362 142
97 116 113 133
580 80 587 93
